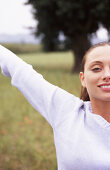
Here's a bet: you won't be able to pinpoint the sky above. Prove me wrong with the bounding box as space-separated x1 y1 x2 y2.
0 0 37 35
0 0 109 42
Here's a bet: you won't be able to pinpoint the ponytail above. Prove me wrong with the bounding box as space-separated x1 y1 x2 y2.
80 86 90 101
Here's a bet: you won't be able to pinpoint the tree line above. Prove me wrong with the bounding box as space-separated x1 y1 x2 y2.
25 0 110 72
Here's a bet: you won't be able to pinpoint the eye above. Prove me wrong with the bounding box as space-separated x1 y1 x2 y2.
92 67 101 72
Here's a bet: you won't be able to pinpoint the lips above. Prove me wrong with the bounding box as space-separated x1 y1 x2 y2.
98 83 110 87
98 83 110 91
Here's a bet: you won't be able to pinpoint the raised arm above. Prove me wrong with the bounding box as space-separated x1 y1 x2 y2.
0 45 80 128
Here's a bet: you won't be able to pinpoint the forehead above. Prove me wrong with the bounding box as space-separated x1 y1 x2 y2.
85 45 110 65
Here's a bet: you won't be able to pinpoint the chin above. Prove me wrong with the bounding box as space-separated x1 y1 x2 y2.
99 96 110 102
91 95 110 102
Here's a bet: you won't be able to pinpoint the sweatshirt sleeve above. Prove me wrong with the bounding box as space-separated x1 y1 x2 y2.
0 45 80 128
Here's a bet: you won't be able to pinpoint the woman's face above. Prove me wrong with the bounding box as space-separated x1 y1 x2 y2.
80 45 110 102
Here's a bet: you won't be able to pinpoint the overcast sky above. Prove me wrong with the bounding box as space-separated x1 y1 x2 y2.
0 0 109 42
0 0 36 35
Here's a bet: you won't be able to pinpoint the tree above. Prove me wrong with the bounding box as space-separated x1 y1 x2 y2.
25 0 110 72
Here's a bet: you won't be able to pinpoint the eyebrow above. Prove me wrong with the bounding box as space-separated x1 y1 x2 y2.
89 61 103 66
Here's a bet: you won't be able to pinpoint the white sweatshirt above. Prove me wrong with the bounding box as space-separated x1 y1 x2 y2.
0 45 110 170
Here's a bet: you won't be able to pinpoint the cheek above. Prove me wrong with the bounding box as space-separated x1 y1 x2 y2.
85 73 100 88
84 76 98 97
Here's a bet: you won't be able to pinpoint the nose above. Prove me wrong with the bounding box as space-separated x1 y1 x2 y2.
102 69 110 81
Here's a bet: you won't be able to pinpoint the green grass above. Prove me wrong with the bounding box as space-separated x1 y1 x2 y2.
1 43 42 54
0 51 81 170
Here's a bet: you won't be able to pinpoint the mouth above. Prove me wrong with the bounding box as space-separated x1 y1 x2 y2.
98 84 110 91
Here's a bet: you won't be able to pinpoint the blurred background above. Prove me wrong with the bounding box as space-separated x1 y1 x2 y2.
0 0 110 169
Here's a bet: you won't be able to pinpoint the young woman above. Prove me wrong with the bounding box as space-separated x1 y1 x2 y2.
0 42 110 170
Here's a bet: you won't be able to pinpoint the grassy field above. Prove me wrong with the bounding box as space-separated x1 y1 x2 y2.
1 43 42 54
0 51 81 170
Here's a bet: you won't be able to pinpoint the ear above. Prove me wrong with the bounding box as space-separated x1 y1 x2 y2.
79 72 86 88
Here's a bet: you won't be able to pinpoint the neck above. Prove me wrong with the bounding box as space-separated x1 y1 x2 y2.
90 99 110 123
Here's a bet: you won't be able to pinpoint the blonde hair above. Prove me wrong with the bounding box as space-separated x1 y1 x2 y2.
80 42 110 101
